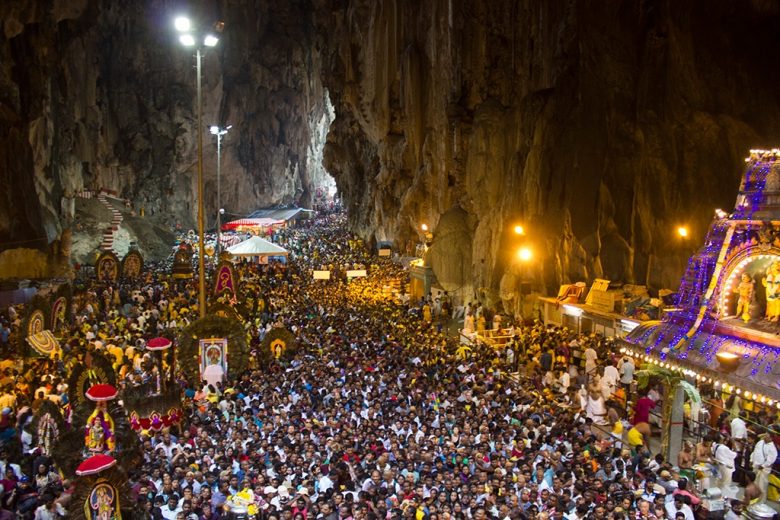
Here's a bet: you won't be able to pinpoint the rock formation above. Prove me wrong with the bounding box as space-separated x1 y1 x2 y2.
0 0 332 276
2 0 780 311
316 0 780 307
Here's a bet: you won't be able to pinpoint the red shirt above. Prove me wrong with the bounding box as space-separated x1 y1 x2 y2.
633 397 655 425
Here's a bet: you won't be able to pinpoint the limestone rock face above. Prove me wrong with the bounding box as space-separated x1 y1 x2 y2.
316 0 780 300
0 0 331 275
3 0 780 300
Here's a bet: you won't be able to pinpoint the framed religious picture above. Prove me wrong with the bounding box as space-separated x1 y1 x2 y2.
85 481 121 520
199 338 228 387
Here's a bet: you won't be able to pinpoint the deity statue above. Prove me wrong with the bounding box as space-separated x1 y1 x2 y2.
763 262 780 322
84 402 115 454
735 273 755 323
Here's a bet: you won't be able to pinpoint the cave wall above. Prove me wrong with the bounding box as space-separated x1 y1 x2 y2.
0 0 331 269
316 0 780 304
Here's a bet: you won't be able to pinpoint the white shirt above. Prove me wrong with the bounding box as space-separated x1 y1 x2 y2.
665 502 694 520
584 348 598 370
620 361 635 384
602 366 619 386
559 372 570 391
161 504 182 520
730 417 747 440
714 443 737 469
751 439 778 469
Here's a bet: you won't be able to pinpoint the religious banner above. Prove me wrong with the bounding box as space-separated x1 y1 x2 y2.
50 296 67 331
313 270 331 280
96 251 120 282
85 481 121 520
213 261 238 298
50 283 72 332
260 327 297 361
26 308 46 338
199 338 228 387
121 250 144 279
18 294 49 353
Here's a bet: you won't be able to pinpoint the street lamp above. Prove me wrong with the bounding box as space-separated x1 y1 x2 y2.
210 124 231 255
518 247 532 262
175 15 220 319
677 226 689 238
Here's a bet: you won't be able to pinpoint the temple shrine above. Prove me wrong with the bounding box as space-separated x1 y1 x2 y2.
623 149 780 402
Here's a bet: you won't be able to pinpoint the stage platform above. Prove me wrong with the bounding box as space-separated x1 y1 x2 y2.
715 317 780 348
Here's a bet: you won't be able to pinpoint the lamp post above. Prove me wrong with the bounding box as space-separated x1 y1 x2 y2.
175 16 219 319
517 246 533 324
210 124 231 256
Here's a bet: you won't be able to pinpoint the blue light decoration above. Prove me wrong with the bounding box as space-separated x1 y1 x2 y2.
622 149 780 404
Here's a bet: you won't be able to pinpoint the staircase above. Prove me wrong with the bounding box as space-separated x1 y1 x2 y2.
97 192 124 253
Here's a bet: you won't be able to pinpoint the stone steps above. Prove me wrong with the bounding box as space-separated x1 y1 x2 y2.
97 193 124 254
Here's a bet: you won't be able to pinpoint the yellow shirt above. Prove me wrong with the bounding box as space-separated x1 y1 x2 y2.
627 427 643 447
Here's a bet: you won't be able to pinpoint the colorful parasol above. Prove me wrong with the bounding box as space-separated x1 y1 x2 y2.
85 384 118 402
76 454 117 476
146 337 172 350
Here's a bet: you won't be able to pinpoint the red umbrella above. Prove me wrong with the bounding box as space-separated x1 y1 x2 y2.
85 384 118 402
76 454 116 476
146 337 172 350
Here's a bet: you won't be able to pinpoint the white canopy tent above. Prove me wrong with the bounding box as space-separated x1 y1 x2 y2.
226 236 288 262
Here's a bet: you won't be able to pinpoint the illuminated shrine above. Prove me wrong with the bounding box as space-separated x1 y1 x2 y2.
623 149 780 401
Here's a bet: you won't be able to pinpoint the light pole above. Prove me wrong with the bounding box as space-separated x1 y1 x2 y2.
175 16 219 319
210 124 231 255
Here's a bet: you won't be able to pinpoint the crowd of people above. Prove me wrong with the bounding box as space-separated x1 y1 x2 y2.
0 213 778 520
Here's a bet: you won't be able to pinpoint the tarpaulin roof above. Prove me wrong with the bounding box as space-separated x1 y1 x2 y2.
226 236 288 257
247 208 313 221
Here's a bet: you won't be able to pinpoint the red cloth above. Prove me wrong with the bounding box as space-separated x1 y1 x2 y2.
632 397 656 425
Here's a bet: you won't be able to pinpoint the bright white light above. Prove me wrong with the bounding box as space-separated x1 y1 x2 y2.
174 16 191 32
179 34 195 46
204 34 219 47
620 319 639 332
421 224 429 232
518 247 532 262
210 125 231 135
562 304 582 317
